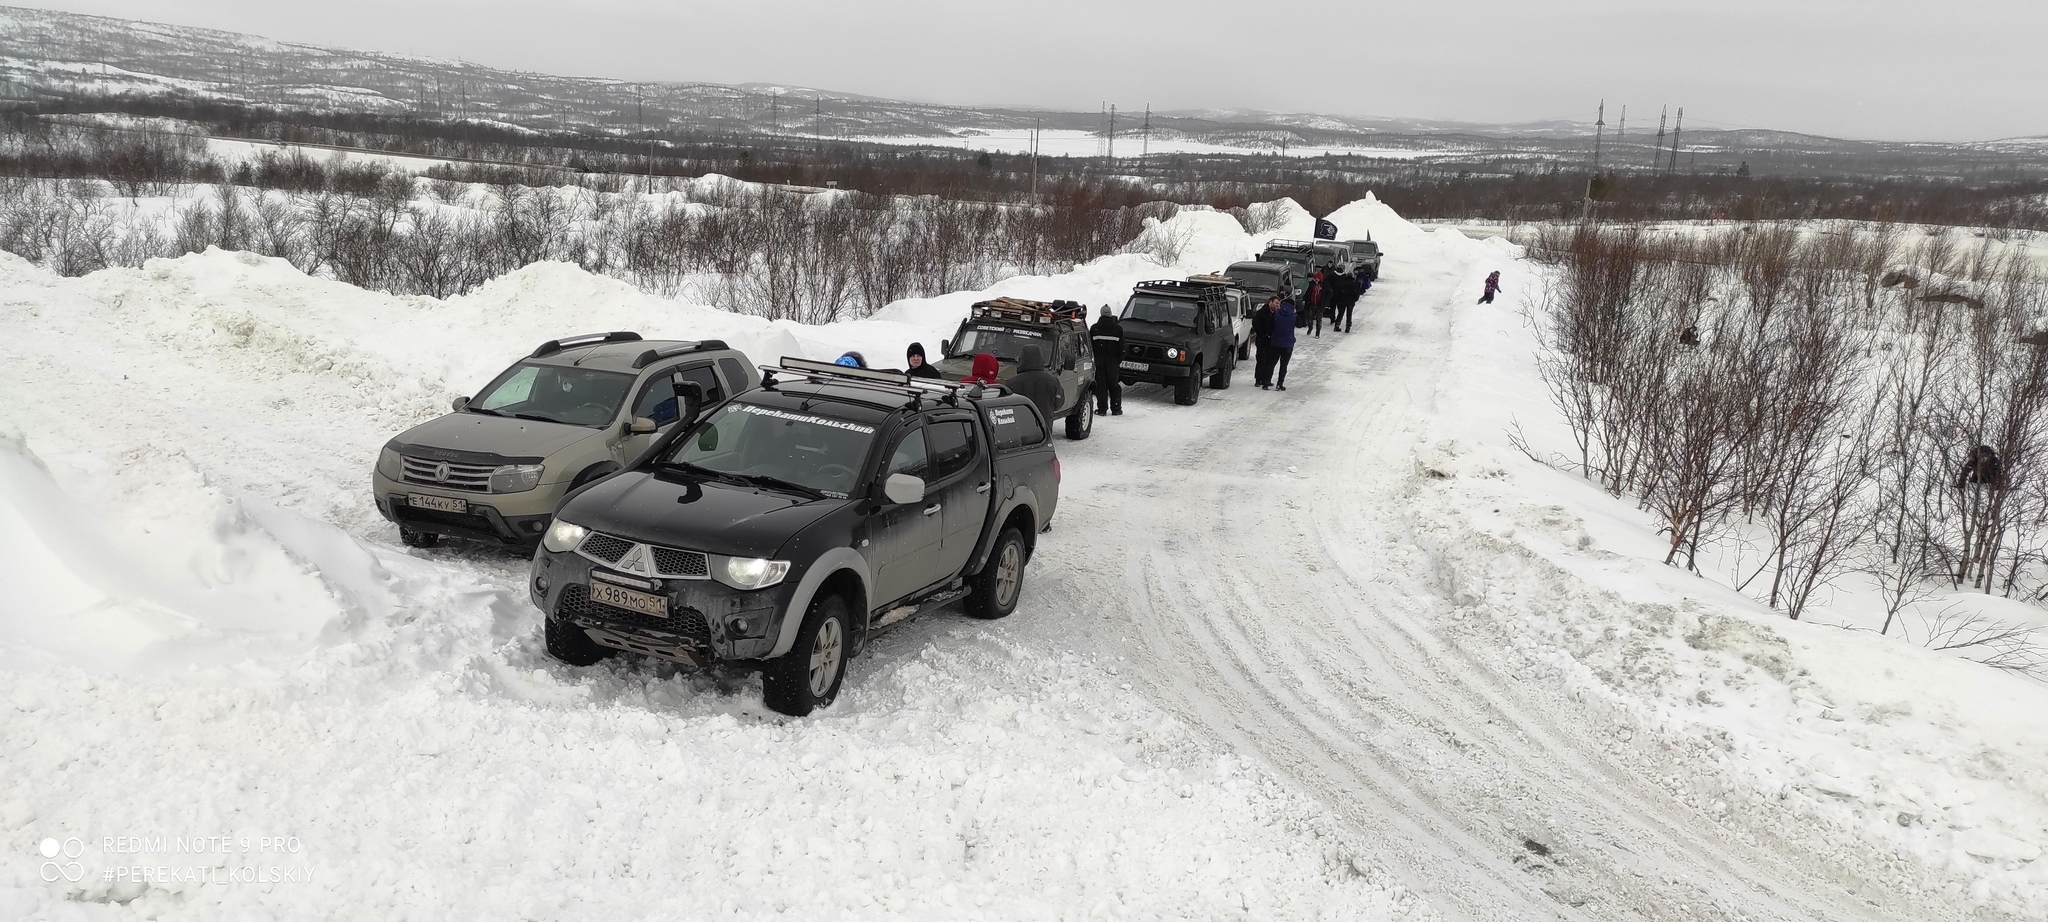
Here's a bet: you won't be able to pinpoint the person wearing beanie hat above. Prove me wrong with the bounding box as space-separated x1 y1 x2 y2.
834 351 867 368
1089 304 1124 415
905 342 942 379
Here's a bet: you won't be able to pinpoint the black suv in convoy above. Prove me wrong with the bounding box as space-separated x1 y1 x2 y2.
934 298 1096 440
531 358 1062 716
1116 278 1243 405
1344 236 1383 280
1222 260 1299 311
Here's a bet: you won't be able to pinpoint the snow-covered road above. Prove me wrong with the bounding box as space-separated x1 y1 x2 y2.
4 195 2042 919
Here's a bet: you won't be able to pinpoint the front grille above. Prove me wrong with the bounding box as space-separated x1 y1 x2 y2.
557 584 712 648
574 531 710 579
652 546 709 577
401 456 495 493
578 532 633 564
1124 342 1169 362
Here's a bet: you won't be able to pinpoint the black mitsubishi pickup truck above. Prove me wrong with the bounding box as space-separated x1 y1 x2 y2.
529 358 1062 716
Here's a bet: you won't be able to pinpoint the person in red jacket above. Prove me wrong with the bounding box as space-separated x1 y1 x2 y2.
1479 270 1502 304
962 352 1001 386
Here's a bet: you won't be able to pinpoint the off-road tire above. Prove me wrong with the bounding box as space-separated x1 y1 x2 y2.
544 617 614 666
1237 339 1251 361
1175 364 1202 405
965 527 1027 620
1065 391 1094 440
763 593 850 716
1207 353 1233 389
399 528 440 548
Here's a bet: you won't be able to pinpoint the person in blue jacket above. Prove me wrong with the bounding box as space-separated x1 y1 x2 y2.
1266 297 1297 391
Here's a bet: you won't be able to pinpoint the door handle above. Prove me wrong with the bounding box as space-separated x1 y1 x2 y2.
922 504 942 516
974 482 991 493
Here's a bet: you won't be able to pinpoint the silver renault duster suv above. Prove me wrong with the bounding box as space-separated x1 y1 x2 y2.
373 331 759 547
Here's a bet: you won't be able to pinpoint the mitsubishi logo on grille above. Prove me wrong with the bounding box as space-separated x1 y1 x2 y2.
615 545 653 575
432 462 452 483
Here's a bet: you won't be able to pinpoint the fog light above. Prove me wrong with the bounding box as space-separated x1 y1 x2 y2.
535 576 550 593
729 616 752 635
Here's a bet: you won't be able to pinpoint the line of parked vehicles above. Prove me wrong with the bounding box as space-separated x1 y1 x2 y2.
370 234 1385 715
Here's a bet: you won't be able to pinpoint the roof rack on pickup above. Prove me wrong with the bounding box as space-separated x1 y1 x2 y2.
630 340 730 369
531 331 642 358
1133 278 1236 296
760 356 1010 406
972 297 1088 324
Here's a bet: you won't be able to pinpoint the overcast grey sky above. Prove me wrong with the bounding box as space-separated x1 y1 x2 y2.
29 0 2048 141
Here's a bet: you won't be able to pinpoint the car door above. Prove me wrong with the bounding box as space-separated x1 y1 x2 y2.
922 412 988 582
865 424 942 607
1060 326 1089 410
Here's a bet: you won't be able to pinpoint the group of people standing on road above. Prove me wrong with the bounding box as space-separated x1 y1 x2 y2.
1247 263 1377 391
1300 265 1371 337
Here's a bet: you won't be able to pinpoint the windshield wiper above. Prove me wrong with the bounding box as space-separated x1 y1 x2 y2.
735 472 826 499
666 460 749 484
466 406 505 417
508 413 561 424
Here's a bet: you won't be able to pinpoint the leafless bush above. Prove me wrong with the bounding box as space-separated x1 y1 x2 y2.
1906 608 2048 677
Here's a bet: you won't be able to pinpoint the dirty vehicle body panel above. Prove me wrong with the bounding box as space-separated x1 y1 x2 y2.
530 358 1060 714
1222 260 1298 310
933 297 1095 438
373 332 760 547
1116 278 1242 404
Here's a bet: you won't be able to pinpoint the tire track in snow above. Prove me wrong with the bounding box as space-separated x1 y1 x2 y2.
1037 237 1971 921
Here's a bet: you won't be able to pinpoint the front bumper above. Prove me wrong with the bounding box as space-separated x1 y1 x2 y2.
1116 359 1194 386
373 471 559 545
530 547 796 665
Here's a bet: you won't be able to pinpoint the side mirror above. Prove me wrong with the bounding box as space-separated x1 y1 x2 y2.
451 396 470 412
939 338 952 357
628 417 658 435
882 472 924 505
675 380 706 424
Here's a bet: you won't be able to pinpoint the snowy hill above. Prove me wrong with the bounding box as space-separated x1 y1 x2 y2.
2 187 2043 918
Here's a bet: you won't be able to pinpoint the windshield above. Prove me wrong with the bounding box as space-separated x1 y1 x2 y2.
661 401 879 498
1228 268 1281 292
1262 251 1310 270
472 362 635 427
1121 295 1199 327
948 324 1047 362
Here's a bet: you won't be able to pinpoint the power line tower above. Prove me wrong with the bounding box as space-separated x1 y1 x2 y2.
1615 105 1626 155
1652 105 1667 169
1592 99 1605 169
1141 104 1151 166
1108 103 1118 162
1666 107 1684 173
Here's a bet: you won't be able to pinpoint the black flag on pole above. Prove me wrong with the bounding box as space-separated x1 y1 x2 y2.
1313 217 1338 240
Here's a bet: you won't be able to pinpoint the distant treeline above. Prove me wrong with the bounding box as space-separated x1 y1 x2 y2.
6 96 2048 231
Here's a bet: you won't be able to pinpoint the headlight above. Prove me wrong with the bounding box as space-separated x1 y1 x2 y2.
541 519 588 553
1165 347 1179 360
377 446 403 479
713 555 791 590
491 463 545 493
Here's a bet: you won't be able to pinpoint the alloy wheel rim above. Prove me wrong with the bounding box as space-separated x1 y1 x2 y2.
996 543 1021 607
809 617 843 697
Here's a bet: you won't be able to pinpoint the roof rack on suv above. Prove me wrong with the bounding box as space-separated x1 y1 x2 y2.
1134 278 1235 296
972 297 1088 324
630 339 731 369
1263 239 1319 251
1183 273 1244 288
531 331 643 358
761 356 1009 405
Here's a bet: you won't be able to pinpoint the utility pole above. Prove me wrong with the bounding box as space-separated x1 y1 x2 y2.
1031 118 1040 200
1108 103 1117 162
1592 99 1605 169
1615 105 1626 154
1141 104 1151 166
1666 107 1684 174
1653 105 1667 169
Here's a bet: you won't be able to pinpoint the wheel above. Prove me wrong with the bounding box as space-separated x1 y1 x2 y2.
1207 354 1233 389
400 528 440 548
1174 364 1202 406
1065 390 1093 440
544 617 614 666
965 527 1027 619
763 593 850 716
1237 339 1251 361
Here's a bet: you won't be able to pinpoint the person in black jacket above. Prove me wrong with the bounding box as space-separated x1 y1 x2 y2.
1089 305 1124 415
1956 444 2007 490
1008 345 1064 425
905 342 943 379
1327 271 1360 333
1252 295 1279 388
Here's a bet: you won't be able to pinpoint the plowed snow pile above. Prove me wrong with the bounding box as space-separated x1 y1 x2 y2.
1 191 2043 920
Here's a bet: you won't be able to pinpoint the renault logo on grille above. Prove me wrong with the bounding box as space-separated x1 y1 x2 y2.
432 462 452 483
616 545 653 575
